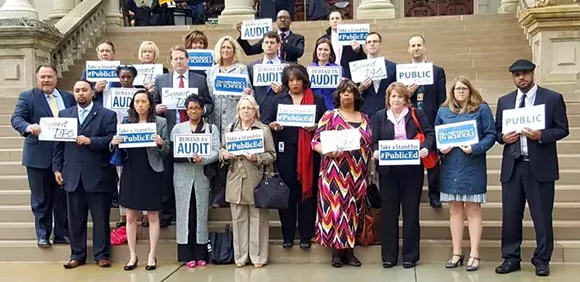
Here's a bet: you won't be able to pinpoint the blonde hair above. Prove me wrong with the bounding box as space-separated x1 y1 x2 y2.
213 36 242 65
385 82 412 109
138 41 160 63
236 95 260 121
443 76 484 114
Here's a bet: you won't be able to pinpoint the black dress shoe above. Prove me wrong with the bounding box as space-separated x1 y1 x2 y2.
403 261 417 269
535 263 550 276
299 241 311 249
145 258 157 271
429 200 442 208
495 261 521 274
160 219 172 228
382 261 397 268
37 238 52 248
53 236 70 245
124 258 138 271
282 242 293 249
343 249 362 267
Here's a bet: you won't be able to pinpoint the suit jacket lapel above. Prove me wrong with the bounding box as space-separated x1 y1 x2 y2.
506 90 518 110
533 86 545 106
80 105 98 132
35 89 54 117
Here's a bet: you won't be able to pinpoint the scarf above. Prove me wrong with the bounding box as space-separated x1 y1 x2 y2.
191 119 205 133
297 89 315 200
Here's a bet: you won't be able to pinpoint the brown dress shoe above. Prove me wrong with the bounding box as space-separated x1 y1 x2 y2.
63 259 85 269
97 259 112 267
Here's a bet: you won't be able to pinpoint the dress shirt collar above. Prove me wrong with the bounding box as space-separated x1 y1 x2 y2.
278 30 290 38
173 70 189 81
386 107 409 124
516 83 538 104
78 101 94 114
43 88 60 98
411 59 427 64
262 56 281 64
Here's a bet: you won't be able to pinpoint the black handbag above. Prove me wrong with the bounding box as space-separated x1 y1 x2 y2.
208 224 234 264
254 163 290 209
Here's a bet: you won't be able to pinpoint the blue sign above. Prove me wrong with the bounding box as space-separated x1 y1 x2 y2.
86 69 117 80
121 132 153 143
187 50 214 70
85 60 120 82
226 139 263 152
336 24 370 45
378 140 420 166
338 32 368 42
214 74 247 95
117 123 157 148
435 120 479 149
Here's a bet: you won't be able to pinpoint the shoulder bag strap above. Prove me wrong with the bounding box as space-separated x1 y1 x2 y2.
410 108 423 134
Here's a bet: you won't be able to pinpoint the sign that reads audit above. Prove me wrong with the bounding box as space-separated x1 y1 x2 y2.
225 129 265 156
502 104 545 134
117 123 157 148
161 88 198 110
336 24 370 46
396 63 434 86
253 64 288 86
349 57 388 83
276 104 316 127
108 88 138 110
319 129 361 154
85 61 121 82
38 117 78 142
187 49 214 70
133 64 163 85
307 66 342 89
213 74 248 95
379 139 420 166
173 134 212 158
435 120 479 149
241 18 272 40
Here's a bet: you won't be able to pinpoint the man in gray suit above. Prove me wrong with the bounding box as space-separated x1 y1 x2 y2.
153 45 214 227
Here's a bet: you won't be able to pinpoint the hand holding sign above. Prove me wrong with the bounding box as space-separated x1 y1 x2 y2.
501 131 518 144
95 80 108 92
152 134 164 147
271 82 283 94
522 128 542 140
459 145 472 155
112 135 124 145
419 148 429 158
76 135 91 146
26 124 41 135
325 150 342 158
269 122 283 131
439 147 452 154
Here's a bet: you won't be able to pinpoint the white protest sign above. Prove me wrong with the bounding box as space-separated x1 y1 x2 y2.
117 123 157 148
85 61 121 82
396 63 434 85
225 129 265 156
161 88 198 110
502 104 545 134
319 129 361 154
307 66 342 89
349 57 388 83
173 134 212 158
378 139 420 166
435 120 479 149
133 64 164 85
336 24 370 46
252 64 288 86
38 118 77 142
108 88 138 110
241 18 272 40
276 104 316 127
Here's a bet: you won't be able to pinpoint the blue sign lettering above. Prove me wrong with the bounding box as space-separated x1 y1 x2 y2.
256 72 281 84
214 76 247 94
187 51 214 69
226 138 264 152
310 74 341 87
398 70 432 80
243 26 269 39
176 142 210 156
121 132 154 143
277 113 315 123
86 69 117 79
380 150 419 161
112 96 133 109
338 32 368 42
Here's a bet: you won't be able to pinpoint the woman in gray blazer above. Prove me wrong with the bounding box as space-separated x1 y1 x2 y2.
171 94 219 268
110 89 170 271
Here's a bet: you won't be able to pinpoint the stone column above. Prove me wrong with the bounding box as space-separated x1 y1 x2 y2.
106 0 123 27
0 0 38 20
49 0 76 20
357 0 396 19
498 0 518 13
218 0 255 24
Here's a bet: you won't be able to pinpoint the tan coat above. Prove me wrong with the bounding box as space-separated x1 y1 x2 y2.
219 120 276 205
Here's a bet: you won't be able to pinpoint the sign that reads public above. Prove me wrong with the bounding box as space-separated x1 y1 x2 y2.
117 123 157 148
396 63 434 85
85 61 121 82
307 66 342 89
252 64 288 86
173 134 212 158
241 18 272 40
502 104 545 134
213 74 248 95
133 64 164 85
276 104 316 127
161 88 198 110
336 24 370 46
187 49 214 70
108 88 138 110
225 129 265 156
38 117 78 142
349 57 388 83
319 128 361 154
435 120 479 149
378 139 420 166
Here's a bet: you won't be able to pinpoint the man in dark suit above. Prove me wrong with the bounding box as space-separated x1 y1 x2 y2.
11 64 75 248
407 35 447 208
358 32 397 119
80 40 122 104
246 31 288 121
494 59 569 277
153 45 213 228
236 10 304 63
53 80 117 269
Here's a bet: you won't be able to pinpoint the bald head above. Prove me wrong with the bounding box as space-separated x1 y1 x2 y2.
408 35 427 63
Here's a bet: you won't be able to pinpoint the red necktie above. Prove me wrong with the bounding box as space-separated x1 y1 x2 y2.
279 33 286 61
178 75 188 122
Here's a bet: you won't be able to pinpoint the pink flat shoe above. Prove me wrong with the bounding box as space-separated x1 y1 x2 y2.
185 261 196 268
196 260 207 266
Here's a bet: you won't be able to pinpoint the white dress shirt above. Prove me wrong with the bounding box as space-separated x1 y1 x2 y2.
77 101 94 124
330 30 342 65
262 56 281 65
515 83 538 156
173 71 189 123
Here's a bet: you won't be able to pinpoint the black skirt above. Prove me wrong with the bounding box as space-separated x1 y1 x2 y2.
119 147 163 211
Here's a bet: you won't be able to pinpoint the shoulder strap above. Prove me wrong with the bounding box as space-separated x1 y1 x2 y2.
410 108 423 134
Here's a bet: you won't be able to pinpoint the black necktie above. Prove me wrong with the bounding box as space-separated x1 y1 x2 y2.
511 93 527 159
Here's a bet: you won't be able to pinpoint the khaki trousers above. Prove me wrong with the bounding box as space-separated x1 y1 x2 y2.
230 203 269 265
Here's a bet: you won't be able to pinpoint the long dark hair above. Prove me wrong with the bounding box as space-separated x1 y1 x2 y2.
332 79 363 111
127 89 156 123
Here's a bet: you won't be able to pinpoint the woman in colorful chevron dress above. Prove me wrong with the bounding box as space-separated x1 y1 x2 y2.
311 79 372 268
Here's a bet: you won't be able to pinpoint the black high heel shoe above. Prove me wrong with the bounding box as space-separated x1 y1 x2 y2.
331 249 343 268
123 258 138 271
466 257 480 271
445 254 465 268
145 258 157 271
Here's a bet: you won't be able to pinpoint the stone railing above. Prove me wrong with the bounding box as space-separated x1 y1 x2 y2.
51 0 108 77
516 0 531 18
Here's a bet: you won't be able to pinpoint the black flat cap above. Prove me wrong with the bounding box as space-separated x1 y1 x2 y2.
509 59 536 72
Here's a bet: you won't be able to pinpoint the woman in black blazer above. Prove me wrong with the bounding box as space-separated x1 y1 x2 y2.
370 82 435 269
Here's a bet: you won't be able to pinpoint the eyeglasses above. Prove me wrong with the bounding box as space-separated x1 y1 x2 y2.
454 87 469 92
187 107 203 112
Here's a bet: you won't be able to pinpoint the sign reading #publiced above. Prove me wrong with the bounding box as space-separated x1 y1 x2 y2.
241 18 272 40
173 134 212 158
336 24 370 46
396 63 434 85
435 120 479 149
502 104 545 134
117 123 157 149
161 88 198 110
252 64 288 86
378 139 420 166
85 61 121 82
213 74 248 95
276 104 316 127
187 49 214 70
307 66 342 89
225 129 265 156
38 117 78 142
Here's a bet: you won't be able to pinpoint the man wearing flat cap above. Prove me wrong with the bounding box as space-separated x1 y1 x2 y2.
494 59 569 277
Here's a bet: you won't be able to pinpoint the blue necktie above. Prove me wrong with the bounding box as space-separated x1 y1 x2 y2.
79 109 87 124
266 60 273 93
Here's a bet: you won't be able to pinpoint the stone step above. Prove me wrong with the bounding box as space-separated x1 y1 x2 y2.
0 126 19 137
0 149 22 162
0 137 22 148
0 115 11 126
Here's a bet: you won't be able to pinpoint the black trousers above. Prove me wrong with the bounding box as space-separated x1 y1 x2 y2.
178 183 208 262
501 160 555 264
160 154 175 223
427 162 440 201
379 165 424 264
26 167 68 240
276 143 317 243
67 180 112 262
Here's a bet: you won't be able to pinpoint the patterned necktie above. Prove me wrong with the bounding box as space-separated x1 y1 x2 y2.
79 108 87 124
266 60 273 93
178 75 188 123
279 33 286 61
373 80 380 94
48 94 59 117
